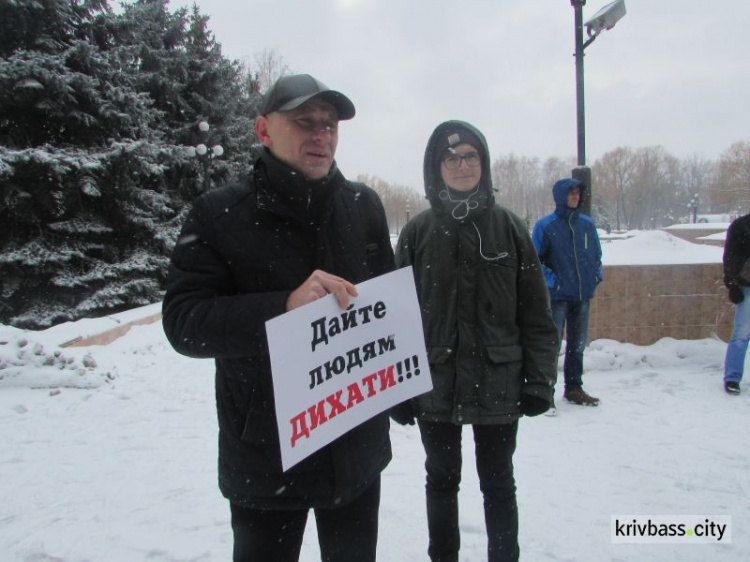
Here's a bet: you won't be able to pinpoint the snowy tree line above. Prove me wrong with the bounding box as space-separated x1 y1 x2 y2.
357 139 750 236
0 0 262 328
354 174 429 235
490 142 750 232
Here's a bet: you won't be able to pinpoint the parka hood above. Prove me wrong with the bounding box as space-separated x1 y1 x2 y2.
423 120 495 219
552 177 585 209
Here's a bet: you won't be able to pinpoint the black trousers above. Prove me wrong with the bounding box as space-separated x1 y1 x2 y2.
230 476 380 562
418 420 520 562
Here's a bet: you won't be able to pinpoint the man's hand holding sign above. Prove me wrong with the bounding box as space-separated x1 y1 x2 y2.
286 269 359 311
266 266 431 471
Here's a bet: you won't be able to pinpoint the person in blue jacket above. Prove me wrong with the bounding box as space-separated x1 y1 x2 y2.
532 178 603 407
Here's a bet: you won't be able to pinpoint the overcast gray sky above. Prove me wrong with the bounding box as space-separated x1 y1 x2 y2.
171 0 750 190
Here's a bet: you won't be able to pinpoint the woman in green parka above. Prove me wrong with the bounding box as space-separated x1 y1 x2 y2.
392 120 558 562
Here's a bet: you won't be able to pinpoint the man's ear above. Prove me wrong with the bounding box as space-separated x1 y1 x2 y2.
255 116 272 148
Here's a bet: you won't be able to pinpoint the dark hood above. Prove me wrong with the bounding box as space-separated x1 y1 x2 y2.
423 120 495 219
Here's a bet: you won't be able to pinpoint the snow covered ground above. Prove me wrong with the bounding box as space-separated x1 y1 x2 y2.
1 230 748 561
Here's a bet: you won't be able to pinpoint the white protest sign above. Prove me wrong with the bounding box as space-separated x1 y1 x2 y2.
265 266 432 471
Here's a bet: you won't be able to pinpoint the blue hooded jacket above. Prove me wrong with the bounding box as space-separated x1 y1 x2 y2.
531 178 603 301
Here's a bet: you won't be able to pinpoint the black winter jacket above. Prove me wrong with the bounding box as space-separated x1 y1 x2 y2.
162 151 395 509
395 121 558 425
723 213 750 300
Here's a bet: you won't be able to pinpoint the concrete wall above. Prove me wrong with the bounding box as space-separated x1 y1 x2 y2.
589 263 734 345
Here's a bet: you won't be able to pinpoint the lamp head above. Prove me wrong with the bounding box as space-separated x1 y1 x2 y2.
584 0 627 37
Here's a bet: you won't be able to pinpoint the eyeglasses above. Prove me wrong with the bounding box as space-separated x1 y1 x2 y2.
442 152 481 170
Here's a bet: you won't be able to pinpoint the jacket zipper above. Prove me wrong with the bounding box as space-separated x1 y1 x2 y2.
569 214 583 300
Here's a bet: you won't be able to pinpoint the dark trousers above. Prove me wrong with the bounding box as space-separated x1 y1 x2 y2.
230 476 380 562
418 420 519 562
550 299 590 390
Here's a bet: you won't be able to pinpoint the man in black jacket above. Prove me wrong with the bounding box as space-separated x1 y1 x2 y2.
162 74 395 561
723 213 750 395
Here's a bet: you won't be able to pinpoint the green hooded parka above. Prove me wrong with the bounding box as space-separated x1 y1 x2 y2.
395 121 558 424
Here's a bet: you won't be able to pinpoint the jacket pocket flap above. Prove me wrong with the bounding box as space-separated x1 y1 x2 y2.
486 345 523 363
428 346 454 364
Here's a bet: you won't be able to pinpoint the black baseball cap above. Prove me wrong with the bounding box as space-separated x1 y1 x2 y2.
258 74 356 120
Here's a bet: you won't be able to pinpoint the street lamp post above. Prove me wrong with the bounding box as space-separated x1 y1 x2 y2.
569 0 626 217
572 1 587 169
185 120 223 192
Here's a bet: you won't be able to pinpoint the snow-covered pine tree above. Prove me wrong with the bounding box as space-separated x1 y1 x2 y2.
0 0 259 328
